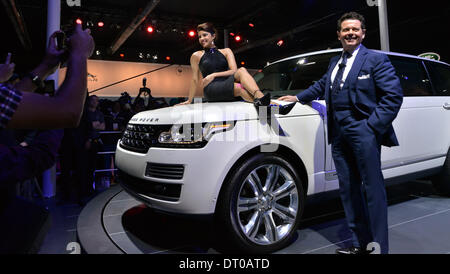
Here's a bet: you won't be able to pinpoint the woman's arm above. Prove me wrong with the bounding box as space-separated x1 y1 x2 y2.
179 53 201 105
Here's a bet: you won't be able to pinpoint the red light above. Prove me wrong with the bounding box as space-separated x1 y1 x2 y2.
188 30 196 37
166 56 171 61
229 32 235 36
147 26 154 33
119 53 124 58
249 23 255 27
98 21 104 27
235 35 241 42
241 61 245 65
277 40 284 46
75 18 82 25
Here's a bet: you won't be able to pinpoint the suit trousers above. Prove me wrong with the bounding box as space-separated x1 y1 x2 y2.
331 115 389 254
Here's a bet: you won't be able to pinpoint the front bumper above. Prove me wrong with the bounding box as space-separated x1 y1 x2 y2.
115 120 274 215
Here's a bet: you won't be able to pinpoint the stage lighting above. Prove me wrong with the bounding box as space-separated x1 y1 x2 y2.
95 50 101 56
75 18 82 25
277 39 284 46
235 35 241 42
166 56 171 61
241 61 245 65
119 53 125 58
229 32 235 36
147 26 154 33
98 21 104 27
249 23 255 27
188 30 196 37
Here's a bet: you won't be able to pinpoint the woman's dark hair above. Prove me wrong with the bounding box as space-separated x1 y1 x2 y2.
197 22 218 37
337 12 366 31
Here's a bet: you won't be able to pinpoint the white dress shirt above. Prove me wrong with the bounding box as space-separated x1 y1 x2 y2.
330 45 361 90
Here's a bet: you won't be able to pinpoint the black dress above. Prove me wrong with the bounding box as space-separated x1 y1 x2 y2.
198 48 235 102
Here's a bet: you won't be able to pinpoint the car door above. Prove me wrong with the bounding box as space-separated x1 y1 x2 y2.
379 55 445 180
425 60 450 153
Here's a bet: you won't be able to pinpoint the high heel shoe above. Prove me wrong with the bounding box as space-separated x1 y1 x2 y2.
264 102 296 115
276 102 296 115
253 92 271 107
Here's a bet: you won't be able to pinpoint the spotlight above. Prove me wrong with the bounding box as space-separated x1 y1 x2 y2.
166 56 171 61
119 53 124 58
188 30 196 37
75 18 82 25
98 21 104 27
95 50 101 56
249 23 255 27
229 32 235 36
277 40 284 47
147 26 154 33
86 21 94 27
152 54 158 60
241 61 245 65
138 52 144 59
235 35 241 42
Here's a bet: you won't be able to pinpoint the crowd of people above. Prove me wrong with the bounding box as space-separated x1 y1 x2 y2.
57 93 180 205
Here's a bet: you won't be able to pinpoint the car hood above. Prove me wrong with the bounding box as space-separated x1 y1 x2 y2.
129 100 323 125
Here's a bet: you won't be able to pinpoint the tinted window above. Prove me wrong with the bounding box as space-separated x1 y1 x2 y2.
254 53 334 98
388 56 433 96
425 62 450 96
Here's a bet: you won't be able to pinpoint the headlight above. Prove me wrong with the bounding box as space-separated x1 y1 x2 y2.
158 121 235 147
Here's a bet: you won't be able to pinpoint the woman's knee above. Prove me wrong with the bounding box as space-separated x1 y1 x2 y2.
235 67 248 80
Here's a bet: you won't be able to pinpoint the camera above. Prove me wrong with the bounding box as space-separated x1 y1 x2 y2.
56 32 67 51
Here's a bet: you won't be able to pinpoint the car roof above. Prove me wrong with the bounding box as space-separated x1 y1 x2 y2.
268 48 450 67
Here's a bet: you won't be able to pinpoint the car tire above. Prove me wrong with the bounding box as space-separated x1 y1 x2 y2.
431 148 450 196
216 153 305 253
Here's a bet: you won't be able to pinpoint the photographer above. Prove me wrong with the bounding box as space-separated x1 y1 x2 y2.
2 23 94 129
0 24 94 253
0 24 94 181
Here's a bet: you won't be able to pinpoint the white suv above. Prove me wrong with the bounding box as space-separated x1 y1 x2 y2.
115 49 450 253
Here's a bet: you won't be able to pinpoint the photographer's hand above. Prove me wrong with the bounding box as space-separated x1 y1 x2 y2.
0 53 15 83
41 31 67 73
8 25 94 129
67 24 94 59
13 31 67 93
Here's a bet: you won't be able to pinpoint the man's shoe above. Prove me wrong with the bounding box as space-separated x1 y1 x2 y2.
335 246 368 254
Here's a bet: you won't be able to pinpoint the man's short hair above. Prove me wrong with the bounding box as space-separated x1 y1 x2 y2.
337 12 366 31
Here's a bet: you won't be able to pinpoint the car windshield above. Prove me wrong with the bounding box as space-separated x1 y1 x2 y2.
254 52 336 99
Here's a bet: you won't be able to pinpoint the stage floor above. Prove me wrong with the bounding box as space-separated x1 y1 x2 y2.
77 180 450 254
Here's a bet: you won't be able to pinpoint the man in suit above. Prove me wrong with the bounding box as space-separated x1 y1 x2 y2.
279 12 403 254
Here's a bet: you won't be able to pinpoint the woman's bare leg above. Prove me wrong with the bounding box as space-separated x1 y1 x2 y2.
234 67 264 99
233 83 254 102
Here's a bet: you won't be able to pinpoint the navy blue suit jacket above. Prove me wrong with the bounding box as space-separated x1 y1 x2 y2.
296 45 403 147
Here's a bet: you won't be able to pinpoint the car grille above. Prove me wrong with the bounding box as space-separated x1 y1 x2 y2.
119 124 171 153
146 163 185 180
117 169 182 202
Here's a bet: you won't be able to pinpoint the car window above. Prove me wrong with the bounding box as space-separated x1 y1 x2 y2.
388 56 433 96
254 53 334 98
425 62 450 96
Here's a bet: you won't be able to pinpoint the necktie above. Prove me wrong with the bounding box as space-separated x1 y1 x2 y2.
331 51 351 94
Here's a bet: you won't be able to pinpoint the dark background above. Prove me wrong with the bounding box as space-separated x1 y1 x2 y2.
1 0 449 74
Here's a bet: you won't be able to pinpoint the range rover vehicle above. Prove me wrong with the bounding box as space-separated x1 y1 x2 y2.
115 49 450 253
